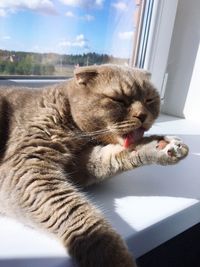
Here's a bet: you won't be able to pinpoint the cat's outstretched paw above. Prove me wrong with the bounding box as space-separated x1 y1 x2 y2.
156 136 189 165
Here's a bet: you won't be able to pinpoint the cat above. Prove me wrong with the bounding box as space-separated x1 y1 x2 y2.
0 64 188 267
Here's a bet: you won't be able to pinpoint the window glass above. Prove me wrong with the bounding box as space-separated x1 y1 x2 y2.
0 0 138 77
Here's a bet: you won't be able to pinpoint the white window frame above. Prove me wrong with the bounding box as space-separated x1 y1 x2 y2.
133 0 178 98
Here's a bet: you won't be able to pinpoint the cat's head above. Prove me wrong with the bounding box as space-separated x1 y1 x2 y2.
68 64 160 147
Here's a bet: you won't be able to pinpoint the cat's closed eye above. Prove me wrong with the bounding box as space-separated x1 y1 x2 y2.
108 96 130 108
145 97 158 105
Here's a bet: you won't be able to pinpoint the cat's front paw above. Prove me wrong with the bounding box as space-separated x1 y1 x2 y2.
156 136 189 165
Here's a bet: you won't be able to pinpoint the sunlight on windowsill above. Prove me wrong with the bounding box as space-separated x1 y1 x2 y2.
114 196 199 231
192 153 200 156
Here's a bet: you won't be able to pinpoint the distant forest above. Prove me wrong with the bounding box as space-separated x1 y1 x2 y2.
0 50 128 76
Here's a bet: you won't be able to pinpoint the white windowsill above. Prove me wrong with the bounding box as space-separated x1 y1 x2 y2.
0 113 200 266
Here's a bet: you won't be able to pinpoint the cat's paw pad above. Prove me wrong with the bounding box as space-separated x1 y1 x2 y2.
158 136 189 163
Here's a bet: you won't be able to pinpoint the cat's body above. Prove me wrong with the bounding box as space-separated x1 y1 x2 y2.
0 65 188 267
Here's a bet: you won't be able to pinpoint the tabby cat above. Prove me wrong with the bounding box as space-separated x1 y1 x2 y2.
0 64 188 267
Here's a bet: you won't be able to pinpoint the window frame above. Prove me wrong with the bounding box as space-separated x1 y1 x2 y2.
132 0 178 97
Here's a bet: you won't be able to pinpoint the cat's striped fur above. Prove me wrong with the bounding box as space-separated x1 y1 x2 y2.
0 65 188 267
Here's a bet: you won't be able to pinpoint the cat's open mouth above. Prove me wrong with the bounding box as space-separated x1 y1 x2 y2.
123 127 145 148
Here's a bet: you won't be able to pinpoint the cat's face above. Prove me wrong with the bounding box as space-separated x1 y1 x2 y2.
68 64 160 147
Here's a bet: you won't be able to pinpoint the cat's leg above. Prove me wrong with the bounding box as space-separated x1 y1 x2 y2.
76 144 130 185
77 136 189 185
1 162 136 267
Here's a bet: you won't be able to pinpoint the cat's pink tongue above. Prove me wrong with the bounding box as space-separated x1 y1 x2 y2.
124 128 145 148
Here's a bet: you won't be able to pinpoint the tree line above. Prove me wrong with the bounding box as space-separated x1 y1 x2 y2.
0 50 128 76
0 52 55 75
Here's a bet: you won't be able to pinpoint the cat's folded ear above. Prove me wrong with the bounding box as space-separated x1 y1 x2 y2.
133 68 151 80
142 70 151 80
74 66 99 86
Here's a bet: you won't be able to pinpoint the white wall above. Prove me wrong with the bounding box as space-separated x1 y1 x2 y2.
183 43 200 121
162 0 200 118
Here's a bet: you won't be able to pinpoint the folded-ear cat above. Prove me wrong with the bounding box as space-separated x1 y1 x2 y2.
0 64 188 267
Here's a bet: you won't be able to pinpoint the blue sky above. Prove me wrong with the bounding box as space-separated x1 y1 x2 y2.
0 0 136 58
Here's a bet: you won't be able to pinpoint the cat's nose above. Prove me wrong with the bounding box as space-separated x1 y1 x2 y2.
136 113 147 123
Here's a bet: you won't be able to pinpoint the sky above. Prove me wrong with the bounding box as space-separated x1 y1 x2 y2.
0 0 136 58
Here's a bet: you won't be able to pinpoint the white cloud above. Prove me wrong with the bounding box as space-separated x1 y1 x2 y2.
76 34 85 42
0 0 57 16
118 31 133 40
2 36 11 40
65 11 94 21
58 34 89 49
0 8 6 16
65 11 75 17
112 1 128 11
83 14 94 21
59 0 104 8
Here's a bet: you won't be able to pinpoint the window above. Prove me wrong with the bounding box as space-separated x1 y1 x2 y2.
0 0 178 97
0 0 139 78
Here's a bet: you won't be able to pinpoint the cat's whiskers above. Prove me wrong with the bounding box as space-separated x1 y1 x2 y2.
110 123 137 130
75 128 112 139
74 120 140 140
109 120 139 132
111 120 137 126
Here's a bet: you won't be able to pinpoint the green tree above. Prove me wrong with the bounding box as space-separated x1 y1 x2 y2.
5 62 16 74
